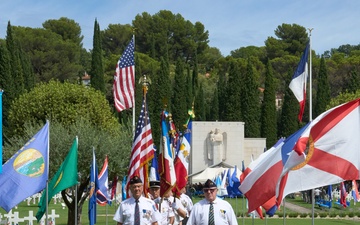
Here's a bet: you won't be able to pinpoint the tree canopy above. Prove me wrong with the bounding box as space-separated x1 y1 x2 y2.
8 80 120 135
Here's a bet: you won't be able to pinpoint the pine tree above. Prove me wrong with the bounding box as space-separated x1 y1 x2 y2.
241 59 260 137
260 61 278 148
278 70 299 138
314 57 331 117
90 19 105 94
224 60 241 121
171 58 187 130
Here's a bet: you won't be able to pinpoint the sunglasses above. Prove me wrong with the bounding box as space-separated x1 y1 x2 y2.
203 188 216 193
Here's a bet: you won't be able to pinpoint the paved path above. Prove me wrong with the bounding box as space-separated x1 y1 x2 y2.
283 202 312 214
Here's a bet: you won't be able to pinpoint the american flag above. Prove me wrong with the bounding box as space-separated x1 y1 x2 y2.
113 37 135 112
126 96 154 197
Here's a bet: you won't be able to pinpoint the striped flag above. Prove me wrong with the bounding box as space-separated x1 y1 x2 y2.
340 182 348 207
173 118 192 197
126 95 154 197
113 37 135 112
352 180 360 203
97 156 110 205
289 42 310 122
159 111 176 196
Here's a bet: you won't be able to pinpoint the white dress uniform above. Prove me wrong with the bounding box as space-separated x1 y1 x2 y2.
187 197 238 225
113 196 161 225
168 196 186 225
158 197 175 225
180 193 193 216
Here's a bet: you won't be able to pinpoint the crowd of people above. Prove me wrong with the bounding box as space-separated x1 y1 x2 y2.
113 176 238 225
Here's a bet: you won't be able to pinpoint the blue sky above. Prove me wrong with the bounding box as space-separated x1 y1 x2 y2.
0 0 359 56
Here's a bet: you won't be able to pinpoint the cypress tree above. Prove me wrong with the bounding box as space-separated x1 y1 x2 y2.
218 72 227 121
241 59 260 137
278 70 299 138
6 21 24 99
19 49 35 91
149 56 172 147
90 19 105 94
195 82 206 121
314 57 331 117
346 69 360 93
209 87 219 121
224 60 241 121
171 58 187 130
186 65 193 109
260 61 278 148
0 42 12 129
192 51 199 91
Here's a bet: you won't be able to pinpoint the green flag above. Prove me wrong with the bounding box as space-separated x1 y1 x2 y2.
36 137 78 221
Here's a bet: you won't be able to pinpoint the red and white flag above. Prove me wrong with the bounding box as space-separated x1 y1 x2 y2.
173 119 192 197
126 95 154 197
113 37 135 112
289 43 310 122
276 98 360 206
159 111 176 196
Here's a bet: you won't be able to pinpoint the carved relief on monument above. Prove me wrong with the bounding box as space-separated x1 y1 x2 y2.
206 128 227 165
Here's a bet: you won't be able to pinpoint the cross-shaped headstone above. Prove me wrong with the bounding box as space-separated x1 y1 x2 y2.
47 210 59 225
27 197 32 206
8 211 24 225
4 210 14 221
23 211 37 225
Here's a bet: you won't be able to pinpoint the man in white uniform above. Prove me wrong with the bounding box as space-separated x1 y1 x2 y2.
187 179 238 225
113 176 161 225
179 187 193 225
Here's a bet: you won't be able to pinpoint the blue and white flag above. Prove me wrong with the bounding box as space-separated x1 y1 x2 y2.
0 121 49 212
89 149 99 225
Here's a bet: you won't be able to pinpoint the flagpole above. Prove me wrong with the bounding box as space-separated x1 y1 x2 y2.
45 182 48 225
308 28 313 122
75 183 78 225
132 34 136 138
308 28 314 225
45 120 50 225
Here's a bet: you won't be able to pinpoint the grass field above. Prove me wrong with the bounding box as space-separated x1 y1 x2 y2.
1 196 360 225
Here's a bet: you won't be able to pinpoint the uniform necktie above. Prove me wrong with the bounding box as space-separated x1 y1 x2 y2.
208 202 214 225
134 199 140 225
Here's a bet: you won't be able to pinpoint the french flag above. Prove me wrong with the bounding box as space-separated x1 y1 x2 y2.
289 42 310 122
159 111 176 196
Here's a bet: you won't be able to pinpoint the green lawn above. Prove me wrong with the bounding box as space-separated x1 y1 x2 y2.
1 196 360 225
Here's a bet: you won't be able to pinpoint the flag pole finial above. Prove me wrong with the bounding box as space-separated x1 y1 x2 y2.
139 74 151 95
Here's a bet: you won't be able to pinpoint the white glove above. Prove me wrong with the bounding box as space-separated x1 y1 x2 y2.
172 201 180 210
